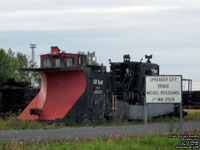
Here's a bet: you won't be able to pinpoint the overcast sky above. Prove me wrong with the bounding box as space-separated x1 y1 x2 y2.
0 0 200 86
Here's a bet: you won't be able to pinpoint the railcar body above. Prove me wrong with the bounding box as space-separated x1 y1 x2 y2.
18 46 175 122
0 78 38 115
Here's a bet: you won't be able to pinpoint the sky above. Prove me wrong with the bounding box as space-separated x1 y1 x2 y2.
0 0 200 89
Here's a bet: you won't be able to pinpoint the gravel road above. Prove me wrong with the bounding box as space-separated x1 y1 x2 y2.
0 120 200 143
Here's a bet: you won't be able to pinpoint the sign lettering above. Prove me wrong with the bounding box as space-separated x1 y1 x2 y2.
145 76 182 103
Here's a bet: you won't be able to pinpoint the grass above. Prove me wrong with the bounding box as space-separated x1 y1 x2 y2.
184 109 200 121
0 134 182 150
0 109 200 130
2 129 200 150
0 114 66 130
0 111 200 150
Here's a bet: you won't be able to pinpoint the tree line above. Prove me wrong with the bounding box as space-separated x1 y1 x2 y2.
0 48 40 87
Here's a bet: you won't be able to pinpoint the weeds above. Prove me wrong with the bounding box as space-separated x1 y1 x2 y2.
0 109 200 131
0 134 183 150
168 121 175 133
1 140 7 150
0 114 66 130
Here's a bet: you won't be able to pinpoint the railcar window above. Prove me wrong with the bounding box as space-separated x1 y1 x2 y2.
82 57 86 65
43 58 52 67
151 68 158 74
55 58 64 67
67 57 75 66
78 56 86 66
78 56 82 65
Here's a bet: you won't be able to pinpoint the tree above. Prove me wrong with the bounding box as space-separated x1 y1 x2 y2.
0 48 16 82
0 48 40 87
28 60 41 87
77 51 100 66
14 52 30 82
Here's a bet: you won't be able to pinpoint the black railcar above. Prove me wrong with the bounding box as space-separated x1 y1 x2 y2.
18 46 176 122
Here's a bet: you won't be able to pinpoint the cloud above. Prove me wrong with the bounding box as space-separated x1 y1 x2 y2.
0 0 200 82
1 5 181 16
0 1 199 32
0 1 182 31
0 0 200 32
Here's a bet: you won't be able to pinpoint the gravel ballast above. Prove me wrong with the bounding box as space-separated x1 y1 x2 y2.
0 120 200 143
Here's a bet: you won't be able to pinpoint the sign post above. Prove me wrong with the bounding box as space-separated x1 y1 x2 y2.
145 75 183 136
180 103 183 134
143 103 148 137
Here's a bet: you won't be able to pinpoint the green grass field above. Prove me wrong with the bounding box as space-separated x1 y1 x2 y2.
0 134 182 150
0 109 200 130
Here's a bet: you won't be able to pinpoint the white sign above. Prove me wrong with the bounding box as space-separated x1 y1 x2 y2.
145 75 182 103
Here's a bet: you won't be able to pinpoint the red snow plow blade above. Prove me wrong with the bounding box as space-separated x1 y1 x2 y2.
18 70 86 120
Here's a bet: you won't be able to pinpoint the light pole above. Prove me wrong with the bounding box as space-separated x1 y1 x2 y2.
30 44 36 62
